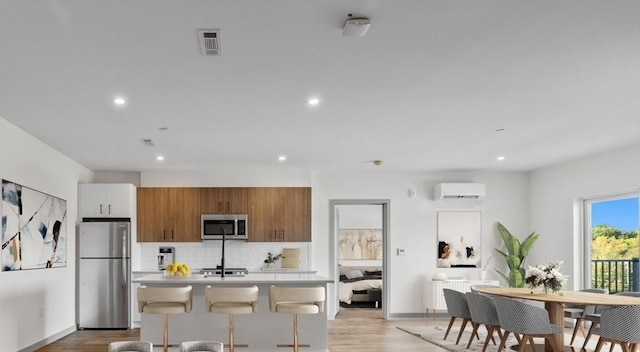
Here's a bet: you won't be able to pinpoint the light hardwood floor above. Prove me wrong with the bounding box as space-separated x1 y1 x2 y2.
35 308 446 351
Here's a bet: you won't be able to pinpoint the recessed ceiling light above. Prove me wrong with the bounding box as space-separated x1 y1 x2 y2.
307 98 320 106
113 97 126 106
373 160 384 166
497 156 505 161
495 128 505 132
156 155 164 161
278 155 287 162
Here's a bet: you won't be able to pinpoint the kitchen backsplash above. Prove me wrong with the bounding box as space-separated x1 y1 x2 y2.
138 242 310 271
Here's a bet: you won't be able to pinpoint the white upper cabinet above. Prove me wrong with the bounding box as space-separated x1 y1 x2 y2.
79 183 136 219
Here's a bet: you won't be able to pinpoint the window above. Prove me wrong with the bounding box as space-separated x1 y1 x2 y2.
584 194 639 293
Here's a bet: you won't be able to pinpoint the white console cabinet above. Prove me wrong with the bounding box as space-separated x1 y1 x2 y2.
79 183 136 218
423 279 500 315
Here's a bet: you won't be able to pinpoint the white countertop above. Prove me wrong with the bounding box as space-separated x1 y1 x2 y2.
133 269 317 274
133 273 332 285
252 268 317 274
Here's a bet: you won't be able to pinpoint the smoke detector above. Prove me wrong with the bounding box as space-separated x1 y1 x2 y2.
197 29 221 56
343 16 371 37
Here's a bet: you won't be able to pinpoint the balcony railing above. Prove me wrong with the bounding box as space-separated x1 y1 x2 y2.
591 258 639 293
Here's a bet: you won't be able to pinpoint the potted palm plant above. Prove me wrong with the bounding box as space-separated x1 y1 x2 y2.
495 222 539 287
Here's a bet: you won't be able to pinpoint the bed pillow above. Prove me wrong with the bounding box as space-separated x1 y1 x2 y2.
345 270 364 279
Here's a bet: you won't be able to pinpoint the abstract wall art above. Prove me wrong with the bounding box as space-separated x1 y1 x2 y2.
437 211 482 268
339 228 382 260
1 179 67 271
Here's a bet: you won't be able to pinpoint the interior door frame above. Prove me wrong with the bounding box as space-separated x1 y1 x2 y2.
329 199 390 319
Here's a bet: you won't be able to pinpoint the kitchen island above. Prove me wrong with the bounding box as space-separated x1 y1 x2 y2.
133 273 333 352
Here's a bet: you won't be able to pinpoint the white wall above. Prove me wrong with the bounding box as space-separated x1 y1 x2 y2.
0 118 93 352
311 171 530 315
337 205 383 228
93 171 141 186
141 168 311 187
529 143 640 289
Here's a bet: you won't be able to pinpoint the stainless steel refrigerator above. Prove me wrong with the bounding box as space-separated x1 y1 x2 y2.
78 220 130 329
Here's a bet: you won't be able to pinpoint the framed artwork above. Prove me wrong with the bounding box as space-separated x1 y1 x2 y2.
338 228 382 260
437 211 481 268
2 179 67 271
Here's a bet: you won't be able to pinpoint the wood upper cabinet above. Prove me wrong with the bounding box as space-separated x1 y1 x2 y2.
248 187 311 242
137 187 201 242
137 187 164 242
283 187 311 242
200 188 248 214
137 186 309 243
247 188 279 242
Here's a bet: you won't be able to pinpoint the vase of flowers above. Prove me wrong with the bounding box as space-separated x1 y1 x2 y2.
263 252 283 270
524 261 567 294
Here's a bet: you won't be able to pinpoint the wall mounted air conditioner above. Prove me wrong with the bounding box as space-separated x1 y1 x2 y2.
433 183 486 200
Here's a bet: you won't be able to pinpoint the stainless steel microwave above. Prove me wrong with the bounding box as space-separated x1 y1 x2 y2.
201 214 248 241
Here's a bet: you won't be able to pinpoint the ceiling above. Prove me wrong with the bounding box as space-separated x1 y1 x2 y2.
1 1 638 173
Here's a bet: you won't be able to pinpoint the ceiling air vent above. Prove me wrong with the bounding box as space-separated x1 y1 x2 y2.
198 29 221 56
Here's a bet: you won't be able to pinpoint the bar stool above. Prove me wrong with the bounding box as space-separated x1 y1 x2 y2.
205 285 259 352
108 341 153 352
269 285 325 352
137 285 193 352
180 340 224 352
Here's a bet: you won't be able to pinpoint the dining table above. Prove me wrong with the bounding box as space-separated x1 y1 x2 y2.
474 287 640 352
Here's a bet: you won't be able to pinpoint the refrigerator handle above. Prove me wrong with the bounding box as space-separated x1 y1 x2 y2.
122 227 128 258
122 257 127 290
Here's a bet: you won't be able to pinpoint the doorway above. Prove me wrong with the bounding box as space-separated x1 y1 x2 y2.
329 199 390 319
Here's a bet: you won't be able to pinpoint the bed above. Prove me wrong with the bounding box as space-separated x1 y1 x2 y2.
338 266 383 307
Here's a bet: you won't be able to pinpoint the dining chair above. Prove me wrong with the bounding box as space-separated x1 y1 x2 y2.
108 341 153 352
593 305 640 352
581 291 640 351
564 288 608 345
493 295 563 352
442 288 479 345
470 284 500 293
465 292 503 352
179 340 224 352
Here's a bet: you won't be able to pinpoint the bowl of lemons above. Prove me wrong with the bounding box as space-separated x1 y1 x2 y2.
163 262 191 278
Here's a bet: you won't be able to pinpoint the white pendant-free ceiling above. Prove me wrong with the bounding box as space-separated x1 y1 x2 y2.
0 1 638 172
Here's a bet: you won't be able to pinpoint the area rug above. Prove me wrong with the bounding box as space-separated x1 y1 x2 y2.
396 325 611 352
396 326 516 352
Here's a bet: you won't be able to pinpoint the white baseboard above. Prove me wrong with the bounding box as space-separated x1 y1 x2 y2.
18 325 76 352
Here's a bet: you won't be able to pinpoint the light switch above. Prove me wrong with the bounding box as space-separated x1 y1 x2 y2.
397 248 406 256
